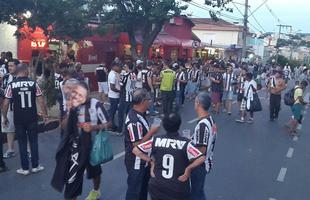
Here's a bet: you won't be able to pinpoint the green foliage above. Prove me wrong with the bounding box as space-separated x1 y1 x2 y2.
40 74 57 108
0 0 94 40
276 38 298 48
268 55 302 69
96 0 190 59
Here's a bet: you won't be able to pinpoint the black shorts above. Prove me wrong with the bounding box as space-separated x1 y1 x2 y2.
86 163 102 179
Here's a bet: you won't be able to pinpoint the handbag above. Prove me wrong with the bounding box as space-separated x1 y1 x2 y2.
245 84 262 112
248 92 262 112
90 130 114 166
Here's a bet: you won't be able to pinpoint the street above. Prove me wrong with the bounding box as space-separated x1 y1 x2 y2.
0 88 310 200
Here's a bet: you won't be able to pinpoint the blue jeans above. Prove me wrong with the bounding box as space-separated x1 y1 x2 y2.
0 129 5 167
175 90 182 112
15 122 39 170
109 97 120 129
126 167 150 200
148 92 156 114
161 91 174 117
118 100 131 132
190 165 207 200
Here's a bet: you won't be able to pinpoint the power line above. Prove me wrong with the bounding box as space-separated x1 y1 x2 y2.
248 0 268 17
248 8 266 33
186 1 243 22
265 4 281 24
232 2 265 33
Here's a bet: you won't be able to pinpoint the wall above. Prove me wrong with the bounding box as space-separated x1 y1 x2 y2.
193 29 240 46
0 23 18 57
164 18 193 39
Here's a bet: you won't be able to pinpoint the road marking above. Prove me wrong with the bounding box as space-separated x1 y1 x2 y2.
113 151 125 160
277 167 287 182
269 198 277 200
188 117 199 124
293 136 298 141
286 147 294 158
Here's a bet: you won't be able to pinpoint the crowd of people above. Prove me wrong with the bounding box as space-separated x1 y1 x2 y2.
0 50 309 200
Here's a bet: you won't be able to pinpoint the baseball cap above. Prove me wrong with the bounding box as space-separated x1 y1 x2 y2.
136 60 143 65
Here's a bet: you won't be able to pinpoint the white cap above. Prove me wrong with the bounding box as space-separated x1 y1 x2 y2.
136 60 143 65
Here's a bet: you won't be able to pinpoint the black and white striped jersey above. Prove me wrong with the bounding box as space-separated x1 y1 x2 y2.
124 109 150 170
175 71 187 91
192 116 217 173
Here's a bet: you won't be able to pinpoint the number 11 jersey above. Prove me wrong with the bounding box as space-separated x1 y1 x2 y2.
5 77 42 125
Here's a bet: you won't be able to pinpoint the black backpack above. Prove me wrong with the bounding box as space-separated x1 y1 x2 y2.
284 87 299 106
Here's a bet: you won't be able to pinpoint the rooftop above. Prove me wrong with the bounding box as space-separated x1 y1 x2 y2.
191 18 243 32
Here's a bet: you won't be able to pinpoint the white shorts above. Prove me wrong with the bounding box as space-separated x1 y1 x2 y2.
98 82 108 94
1 110 15 133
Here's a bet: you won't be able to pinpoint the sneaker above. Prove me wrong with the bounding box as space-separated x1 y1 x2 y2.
235 119 245 123
104 102 110 106
3 150 15 159
86 189 101 200
0 165 8 173
31 165 44 173
16 168 30 176
247 118 254 124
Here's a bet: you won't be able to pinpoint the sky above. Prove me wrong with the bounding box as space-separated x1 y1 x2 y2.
183 0 310 34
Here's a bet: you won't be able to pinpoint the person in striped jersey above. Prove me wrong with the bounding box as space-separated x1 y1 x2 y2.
124 89 160 200
174 64 187 112
191 92 217 200
117 62 136 135
222 64 235 115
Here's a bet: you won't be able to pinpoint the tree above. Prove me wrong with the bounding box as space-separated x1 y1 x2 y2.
0 0 94 40
95 0 189 59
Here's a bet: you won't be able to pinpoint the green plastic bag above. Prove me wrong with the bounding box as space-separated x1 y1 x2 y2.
90 131 113 166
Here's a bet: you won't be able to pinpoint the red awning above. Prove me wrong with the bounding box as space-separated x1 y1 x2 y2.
153 34 182 46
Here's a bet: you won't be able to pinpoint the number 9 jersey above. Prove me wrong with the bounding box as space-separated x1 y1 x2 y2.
138 135 203 200
5 77 42 125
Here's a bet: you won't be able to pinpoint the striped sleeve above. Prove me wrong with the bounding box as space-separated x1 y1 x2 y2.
137 138 153 153
4 84 12 99
187 142 203 160
194 122 210 147
96 101 110 124
36 83 43 97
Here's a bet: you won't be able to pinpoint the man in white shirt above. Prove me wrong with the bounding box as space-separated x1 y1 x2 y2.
108 62 122 131
222 64 235 115
135 60 143 89
236 72 257 124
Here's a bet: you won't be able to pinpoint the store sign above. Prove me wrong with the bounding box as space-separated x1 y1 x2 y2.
192 40 200 49
31 40 46 48
88 54 98 62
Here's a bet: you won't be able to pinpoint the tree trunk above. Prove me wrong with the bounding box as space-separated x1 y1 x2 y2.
141 21 164 60
128 28 139 60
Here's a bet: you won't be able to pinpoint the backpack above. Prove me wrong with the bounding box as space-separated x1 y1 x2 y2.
284 87 299 106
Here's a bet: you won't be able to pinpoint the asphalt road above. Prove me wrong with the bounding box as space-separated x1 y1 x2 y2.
0 87 309 200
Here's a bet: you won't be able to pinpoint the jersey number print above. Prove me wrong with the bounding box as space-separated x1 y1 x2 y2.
162 154 174 179
18 91 32 108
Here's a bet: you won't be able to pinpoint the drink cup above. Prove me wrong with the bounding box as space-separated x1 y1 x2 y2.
182 129 191 139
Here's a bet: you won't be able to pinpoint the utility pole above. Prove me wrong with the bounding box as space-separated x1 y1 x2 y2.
241 0 249 61
275 24 292 64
